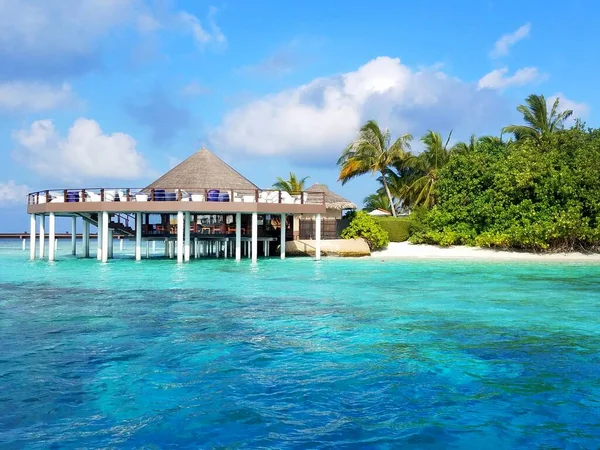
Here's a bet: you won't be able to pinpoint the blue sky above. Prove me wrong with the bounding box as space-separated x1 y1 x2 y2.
0 0 596 230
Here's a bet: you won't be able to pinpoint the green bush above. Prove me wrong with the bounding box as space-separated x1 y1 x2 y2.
372 217 413 242
413 126 600 251
341 211 389 250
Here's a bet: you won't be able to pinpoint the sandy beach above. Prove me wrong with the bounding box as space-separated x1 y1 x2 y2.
371 242 600 262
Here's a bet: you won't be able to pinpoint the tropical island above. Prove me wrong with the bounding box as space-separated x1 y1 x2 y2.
320 93 600 258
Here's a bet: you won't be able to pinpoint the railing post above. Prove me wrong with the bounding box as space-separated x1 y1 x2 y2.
63 189 67 202
81 189 86 202
100 188 105 202
46 190 50 203
151 189 155 201
204 189 208 201
255 189 259 203
36 192 39 204
278 191 282 203
230 189 233 202
126 189 130 202
301 191 304 204
177 189 182 201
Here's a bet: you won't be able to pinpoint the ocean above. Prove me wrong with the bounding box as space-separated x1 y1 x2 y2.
1 239 599 448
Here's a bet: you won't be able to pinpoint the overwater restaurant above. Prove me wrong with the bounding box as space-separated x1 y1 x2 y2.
25 149 328 263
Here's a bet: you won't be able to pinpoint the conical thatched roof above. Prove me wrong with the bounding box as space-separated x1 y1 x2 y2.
306 183 357 210
146 148 258 190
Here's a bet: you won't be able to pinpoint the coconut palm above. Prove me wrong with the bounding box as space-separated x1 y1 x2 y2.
452 134 477 155
405 130 452 208
338 120 412 217
273 172 310 194
363 191 393 213
502 94 573 141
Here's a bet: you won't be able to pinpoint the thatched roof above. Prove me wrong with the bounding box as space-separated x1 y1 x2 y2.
146 148 258 190
306 183 357 210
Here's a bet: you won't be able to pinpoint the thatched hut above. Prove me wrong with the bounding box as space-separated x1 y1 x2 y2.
146 148 258 191
305 183 356 219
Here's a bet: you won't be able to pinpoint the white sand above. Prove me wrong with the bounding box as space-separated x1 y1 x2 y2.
371 242 600 262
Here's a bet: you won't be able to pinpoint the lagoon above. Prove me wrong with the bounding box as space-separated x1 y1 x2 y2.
1 240 599 448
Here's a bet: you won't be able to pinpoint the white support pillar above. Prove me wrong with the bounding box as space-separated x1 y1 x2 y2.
177 211 184 263
119 238 124 252
135 212 142 261
39 214 45 259
280 214 286 259
235 213 241 261
96 213 103 261
251 212 258 263
152 241 156 252
22 238 26 251
315 213 321 261
146 240 150 259
101 211 109 263
164 239 169 257
48 212 56 261
184 212 191 262
83 220 90 257
224 239 228 259
71 216 77 255
107 230 114 259
29 214 36 260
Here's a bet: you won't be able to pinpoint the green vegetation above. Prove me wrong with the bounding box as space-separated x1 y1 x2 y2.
341 211 389 250
338 120 412 217
411 124 600 250
272 172 310 194
342 94 600 251
373 217 413 242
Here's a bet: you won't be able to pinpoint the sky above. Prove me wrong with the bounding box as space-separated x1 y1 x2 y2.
0 0 597 231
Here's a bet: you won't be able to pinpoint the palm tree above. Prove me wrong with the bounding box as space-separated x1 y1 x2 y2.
405 130 452 208
363 192 393 213
338 120 412 217
273 172 310 194
502 94 573 141
452 134 477 155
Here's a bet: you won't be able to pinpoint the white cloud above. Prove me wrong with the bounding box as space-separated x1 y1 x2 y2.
490 23 531 58
12 118 147 182
0 82 76 112
210 57 509 162
0 181 30 205
177 7 226 49
478 67 546 90
548 93 590 119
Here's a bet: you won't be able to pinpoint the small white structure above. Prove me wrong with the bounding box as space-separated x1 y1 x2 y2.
368 208 392 217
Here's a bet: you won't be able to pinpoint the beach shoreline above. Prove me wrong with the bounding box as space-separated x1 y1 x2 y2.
371 242 600 262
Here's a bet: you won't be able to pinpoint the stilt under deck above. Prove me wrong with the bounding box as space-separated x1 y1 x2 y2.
25 186 325 264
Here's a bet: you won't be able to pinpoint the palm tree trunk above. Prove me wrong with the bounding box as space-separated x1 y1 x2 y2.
380 172 397 217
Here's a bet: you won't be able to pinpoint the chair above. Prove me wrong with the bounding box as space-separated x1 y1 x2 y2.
154 189 166 201
165 192 177 201
66 190 80 202
87 192 102 202
280 192 293 204
49 191 65 203
219 192 230 202
207 189 220 202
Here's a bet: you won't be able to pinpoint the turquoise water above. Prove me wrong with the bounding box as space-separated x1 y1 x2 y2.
1 240 600 448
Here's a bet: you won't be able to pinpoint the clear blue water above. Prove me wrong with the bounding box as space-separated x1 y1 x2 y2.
1 239 600 448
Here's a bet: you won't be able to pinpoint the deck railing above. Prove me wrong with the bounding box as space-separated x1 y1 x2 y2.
27 188 325 206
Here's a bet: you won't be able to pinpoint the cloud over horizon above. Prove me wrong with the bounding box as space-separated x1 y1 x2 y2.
12 118 147 182
478 67 546 90
210 56 511 164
